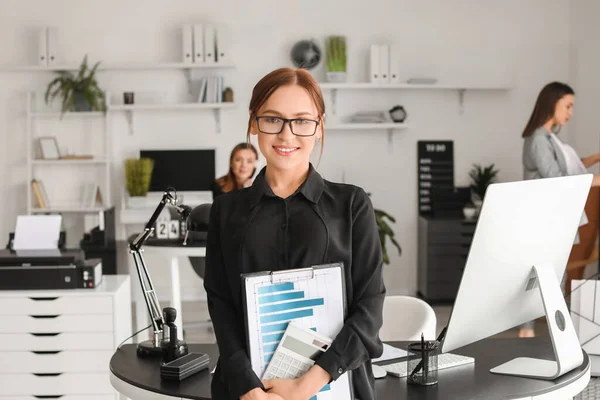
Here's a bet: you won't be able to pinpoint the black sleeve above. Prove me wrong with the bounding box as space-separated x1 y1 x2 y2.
211 180 224 199
315 188 386 379
203 199 264 398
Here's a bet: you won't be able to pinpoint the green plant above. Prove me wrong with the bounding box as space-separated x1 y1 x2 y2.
469 163 499 200
325 36 347 72
125 158 154 197
45 55 107 116
374 208 402 265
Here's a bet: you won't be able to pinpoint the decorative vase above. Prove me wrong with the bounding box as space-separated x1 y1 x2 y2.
127 195 147 209
326 71 347 83
74 91 92 112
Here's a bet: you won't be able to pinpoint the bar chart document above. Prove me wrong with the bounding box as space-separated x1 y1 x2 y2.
242 263 352 400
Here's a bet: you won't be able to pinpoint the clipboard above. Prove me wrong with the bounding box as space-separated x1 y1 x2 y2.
242 262 353 400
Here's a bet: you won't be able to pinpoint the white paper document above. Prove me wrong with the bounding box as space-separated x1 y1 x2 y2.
372 343 408 363
13 215 61 250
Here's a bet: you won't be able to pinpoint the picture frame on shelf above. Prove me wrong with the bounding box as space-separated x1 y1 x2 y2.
38 136 60 159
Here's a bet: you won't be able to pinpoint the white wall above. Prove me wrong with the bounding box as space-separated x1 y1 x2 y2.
570 0 600 171
0 0 572 297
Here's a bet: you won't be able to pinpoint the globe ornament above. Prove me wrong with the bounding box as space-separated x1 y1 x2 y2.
290 40 321 70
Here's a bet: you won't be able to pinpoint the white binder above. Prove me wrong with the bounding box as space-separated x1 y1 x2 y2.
215 25 230 64
389 44 400 84
192 24 204 64
378 44 390 84
47 27 60 66
204 24 216 63
242 263 352 400
369 44 380 84
38 27 48 66
181 24 193 64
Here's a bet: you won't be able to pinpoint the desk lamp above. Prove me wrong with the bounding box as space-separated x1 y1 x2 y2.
129 188 191 357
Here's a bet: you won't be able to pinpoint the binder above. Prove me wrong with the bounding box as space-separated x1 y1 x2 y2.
389 44 400 84
204 24 216 63
47 27 59 66
369 44 380 84
242 262 353 400
192 24 204 64
215 25 230 64
38 27 48 66
378 44 389 84
181 24 193 64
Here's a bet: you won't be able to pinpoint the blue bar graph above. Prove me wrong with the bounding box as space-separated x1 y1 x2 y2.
264 353 274 363
263 343 278 353
258 282 294 295
309 384 331 400
262 332 284 343
261 322 289 333
260 309 313 324
259 291 305 304
260 298 324 314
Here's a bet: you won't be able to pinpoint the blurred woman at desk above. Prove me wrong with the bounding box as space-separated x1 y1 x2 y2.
211 142 259 199
519 81 600 338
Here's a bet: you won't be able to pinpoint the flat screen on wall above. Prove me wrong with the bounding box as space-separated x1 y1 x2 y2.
140 149 215 192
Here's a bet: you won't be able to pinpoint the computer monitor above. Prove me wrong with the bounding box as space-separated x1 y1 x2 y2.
441 174 593 379
140 149 215 192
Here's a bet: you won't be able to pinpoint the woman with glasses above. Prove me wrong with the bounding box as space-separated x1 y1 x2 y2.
204 68 385 400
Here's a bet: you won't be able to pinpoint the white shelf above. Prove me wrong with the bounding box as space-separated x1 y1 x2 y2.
32 159 107 165
0 62 235 72
31 206 109 214
108 102 236 111
30 111 105 118
327 122 410 130
319 82 512 90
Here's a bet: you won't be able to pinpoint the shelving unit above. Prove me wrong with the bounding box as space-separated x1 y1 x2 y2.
319 82 513 115
25 91 112 217
327 122 410 145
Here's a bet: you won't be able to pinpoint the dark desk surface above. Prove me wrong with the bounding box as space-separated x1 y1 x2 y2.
127 234 207 248
110 338 589 400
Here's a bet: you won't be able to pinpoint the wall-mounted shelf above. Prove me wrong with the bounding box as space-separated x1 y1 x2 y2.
109 102 236 134
30 111 105 118
327 122 410 147
319 82 512 114
32 159 107 165
31 206 108 214
0 62 235 72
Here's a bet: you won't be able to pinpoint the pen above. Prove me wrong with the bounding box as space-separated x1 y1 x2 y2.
409 326 447 379
421 332 428 381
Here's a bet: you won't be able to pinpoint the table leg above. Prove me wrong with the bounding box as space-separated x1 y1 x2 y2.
170 256 183 340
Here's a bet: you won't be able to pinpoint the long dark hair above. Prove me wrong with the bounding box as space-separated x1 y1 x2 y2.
521 82 575 138
216 143 258 192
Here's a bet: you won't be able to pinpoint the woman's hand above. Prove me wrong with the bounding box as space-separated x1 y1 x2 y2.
241 387 284 400
263 364 331 400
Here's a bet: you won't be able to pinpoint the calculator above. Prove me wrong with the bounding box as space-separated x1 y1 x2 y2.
262 322 332 380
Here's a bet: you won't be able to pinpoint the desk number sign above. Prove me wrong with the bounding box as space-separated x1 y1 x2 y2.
151 219 186 240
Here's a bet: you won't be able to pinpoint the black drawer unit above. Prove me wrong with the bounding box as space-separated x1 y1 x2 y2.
418 216 476 302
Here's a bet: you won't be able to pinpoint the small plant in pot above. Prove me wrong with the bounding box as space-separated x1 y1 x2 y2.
125 158 154 208
325 36 347 83
468 163 499 212
45 55 107 117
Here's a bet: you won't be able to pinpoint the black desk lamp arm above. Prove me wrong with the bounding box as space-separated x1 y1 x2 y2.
128 189 190 349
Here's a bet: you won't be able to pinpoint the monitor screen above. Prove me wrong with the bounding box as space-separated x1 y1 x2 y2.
140 149 215 192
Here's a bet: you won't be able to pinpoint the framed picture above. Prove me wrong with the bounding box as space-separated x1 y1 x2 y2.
38 137 60 159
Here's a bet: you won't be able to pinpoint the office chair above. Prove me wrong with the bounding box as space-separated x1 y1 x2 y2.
566 186 599 295
379 295 437 341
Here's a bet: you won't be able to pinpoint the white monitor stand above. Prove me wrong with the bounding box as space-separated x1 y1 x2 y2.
490 263 583 379
440 175 592 380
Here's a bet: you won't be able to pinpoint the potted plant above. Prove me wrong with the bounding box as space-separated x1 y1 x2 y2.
125 158 154 208
468 163 499 211
45 55 107 117
374 207 402 265
325 36 347 83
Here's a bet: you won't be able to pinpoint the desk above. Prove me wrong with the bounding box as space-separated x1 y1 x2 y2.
110 338 590 399
129 236 206 340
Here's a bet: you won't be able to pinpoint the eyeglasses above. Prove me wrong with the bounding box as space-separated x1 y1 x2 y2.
255 116 320 137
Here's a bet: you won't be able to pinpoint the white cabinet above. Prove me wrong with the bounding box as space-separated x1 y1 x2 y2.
0 275 131 399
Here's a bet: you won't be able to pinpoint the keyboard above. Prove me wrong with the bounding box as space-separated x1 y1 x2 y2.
381 353 475 378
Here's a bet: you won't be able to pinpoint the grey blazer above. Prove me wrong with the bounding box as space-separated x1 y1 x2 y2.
522 126 567 180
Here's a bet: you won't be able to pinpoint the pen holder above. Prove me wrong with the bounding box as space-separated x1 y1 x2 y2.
406 340 439 386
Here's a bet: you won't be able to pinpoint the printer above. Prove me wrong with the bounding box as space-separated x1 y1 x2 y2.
0 249 103 290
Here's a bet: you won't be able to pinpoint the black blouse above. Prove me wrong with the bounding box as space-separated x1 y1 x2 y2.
204 164 385 400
